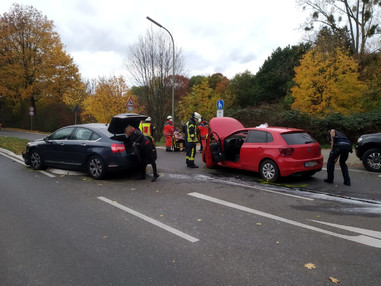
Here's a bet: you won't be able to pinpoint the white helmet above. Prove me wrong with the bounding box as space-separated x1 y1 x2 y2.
145 117 151 122
193 112 202 123
167 115 172 120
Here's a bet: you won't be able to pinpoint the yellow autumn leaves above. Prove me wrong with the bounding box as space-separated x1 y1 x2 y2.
82 76 142 123
304 262 340 284
291 48 370 117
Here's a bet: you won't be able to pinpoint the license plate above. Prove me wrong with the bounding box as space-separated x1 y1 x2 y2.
305 161 317 167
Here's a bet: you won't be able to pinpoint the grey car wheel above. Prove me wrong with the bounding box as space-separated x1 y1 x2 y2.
362 148 381 172
30 150 45 170
87 155 106 179
260 159 279 182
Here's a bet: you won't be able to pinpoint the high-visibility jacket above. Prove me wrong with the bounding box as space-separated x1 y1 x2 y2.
198 120 209 138
186 118 198 143
164 120 174 136
140 122 152 137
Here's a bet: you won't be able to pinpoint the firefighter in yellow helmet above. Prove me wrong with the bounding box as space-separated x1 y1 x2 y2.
186 112 201 168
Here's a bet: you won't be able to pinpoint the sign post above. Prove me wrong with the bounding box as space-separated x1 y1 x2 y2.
126 97 136 112
29 107 34 130
72 104 80 125
216 99 224 117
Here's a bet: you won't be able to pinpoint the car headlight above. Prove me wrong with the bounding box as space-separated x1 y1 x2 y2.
357 137 363 143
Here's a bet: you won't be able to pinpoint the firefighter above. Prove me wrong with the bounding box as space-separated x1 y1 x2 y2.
139 117 154 141
197 117 209 152
186 112 202 168
164 115 174 152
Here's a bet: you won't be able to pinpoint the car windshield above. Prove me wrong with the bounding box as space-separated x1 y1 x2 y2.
281 132 316 145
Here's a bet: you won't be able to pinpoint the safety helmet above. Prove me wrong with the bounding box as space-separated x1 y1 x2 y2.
145 117 151 122
167 115 172 120
193 112 202 123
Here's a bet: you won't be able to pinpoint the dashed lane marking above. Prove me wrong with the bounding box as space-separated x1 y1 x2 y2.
98 196 199 243
188 192 381 248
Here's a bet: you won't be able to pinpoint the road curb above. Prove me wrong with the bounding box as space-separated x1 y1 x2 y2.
0 147 23 162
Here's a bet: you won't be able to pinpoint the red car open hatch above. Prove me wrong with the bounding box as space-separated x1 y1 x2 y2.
209 117 244 139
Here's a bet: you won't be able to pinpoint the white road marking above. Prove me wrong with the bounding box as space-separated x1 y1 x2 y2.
215 178 314 201
188 192 381 248
310 220 381 239
0 150 56 177
39 170 56 178
172 174 314 201
0 152 24 164
98 196 199 243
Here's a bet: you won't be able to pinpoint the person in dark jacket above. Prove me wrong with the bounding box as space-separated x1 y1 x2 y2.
124 125 159 182
324 129 352 186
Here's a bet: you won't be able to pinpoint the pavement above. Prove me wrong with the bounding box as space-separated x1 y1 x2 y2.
320 148 362 167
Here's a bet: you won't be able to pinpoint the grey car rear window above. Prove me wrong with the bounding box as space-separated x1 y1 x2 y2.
281 132 316 145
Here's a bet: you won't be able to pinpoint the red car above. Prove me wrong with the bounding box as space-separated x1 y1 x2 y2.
202 117 323 182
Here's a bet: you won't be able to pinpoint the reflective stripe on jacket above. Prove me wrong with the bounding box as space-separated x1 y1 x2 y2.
186 118 197 143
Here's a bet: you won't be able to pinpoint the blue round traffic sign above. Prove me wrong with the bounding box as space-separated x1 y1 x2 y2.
217 99 224 110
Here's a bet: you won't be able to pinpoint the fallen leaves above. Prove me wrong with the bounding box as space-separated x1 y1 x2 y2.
329 277 340 284
304 263 316 269
304 263 340 284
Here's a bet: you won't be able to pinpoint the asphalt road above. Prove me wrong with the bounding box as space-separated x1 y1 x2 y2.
1 129 381 285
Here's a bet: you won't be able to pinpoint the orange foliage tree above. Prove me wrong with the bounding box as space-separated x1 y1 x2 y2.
0 4 82 114
82 76 142 123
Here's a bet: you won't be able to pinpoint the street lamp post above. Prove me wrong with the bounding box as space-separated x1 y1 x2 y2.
146 16 175 125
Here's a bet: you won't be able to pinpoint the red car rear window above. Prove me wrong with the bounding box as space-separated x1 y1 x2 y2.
281 132 316 145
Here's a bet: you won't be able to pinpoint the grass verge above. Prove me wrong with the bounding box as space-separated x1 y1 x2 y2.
0 136 29 155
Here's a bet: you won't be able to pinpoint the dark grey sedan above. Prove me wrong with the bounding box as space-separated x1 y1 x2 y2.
22 113 147 179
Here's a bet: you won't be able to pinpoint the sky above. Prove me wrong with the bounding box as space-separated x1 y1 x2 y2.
0 0 309 83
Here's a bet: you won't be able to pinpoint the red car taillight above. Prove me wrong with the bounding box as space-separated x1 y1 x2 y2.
111 143 125 153
279 147 294 156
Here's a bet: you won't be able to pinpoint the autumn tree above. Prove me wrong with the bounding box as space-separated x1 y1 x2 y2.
82 76 141 123
291 47 369 116
124 27 185 136
0 4 82 115
298 0 381 55
177 79 221 122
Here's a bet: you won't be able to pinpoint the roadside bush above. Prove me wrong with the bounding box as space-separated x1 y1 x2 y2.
226 105 381 145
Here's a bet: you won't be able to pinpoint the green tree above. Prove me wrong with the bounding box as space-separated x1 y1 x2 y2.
291 47 369 116
253 44 311 105
189 75 207 89
227 70 256 107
